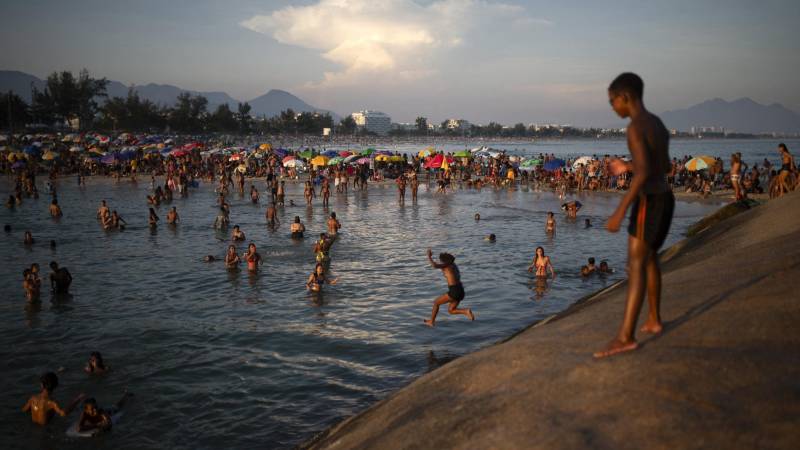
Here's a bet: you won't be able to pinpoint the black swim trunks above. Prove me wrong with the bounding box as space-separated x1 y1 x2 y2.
291 231 304 239
447 283 465 302
628 191 675 250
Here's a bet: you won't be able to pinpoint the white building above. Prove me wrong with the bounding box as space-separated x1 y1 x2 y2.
445 119 471 132
351 110 392 136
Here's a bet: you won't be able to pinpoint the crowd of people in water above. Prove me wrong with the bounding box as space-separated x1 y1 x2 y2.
5 130 797 431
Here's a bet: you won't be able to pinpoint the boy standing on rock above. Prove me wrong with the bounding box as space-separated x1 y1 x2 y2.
595 73 674 358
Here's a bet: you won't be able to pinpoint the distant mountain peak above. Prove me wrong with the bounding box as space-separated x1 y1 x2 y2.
661 97 800 134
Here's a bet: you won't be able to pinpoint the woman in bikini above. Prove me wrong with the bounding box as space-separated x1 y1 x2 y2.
545 212 556 235
321 177 331 207
290 216 305 239
304 180 315 206
528 246 555 278
225 245 240 270
730 153 745 202
306 262 338 292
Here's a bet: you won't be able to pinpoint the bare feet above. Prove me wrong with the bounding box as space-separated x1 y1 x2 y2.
424 319 435 327
593 338 638 359
639 320 663 335
467 309 475 321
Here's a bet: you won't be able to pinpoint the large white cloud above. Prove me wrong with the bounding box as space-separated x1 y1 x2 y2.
241 0 550 88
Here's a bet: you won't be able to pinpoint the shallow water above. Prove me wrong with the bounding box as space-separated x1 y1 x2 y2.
1 172 720 448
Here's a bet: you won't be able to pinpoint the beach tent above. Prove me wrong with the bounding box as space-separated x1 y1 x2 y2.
543 159 566 171
283 159 306 168
572 156 594 169
685 155 716 171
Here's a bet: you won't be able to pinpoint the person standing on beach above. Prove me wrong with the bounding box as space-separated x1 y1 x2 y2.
424 248 474 326
594 73 674 359
730 153 745 202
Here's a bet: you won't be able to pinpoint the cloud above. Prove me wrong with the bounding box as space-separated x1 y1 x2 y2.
241 0 550 88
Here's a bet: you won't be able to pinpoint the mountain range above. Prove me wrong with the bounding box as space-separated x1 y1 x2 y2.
660 97 800 134
0 70 339 120
2 70 799 133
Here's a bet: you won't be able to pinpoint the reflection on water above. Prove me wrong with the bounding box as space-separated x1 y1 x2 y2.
0 174 719 449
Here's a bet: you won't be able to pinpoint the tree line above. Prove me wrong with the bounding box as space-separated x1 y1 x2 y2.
0 69 339 135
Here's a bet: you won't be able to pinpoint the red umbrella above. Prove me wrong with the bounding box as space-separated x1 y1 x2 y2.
282 155 297 164
339 151 352 157
170 149 190 157
423 154 454 169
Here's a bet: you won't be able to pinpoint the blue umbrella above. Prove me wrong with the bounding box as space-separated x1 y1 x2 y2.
101 154 119 165
322 150 339 158
543 159 565 171
273 148 289 157
23 145 40 156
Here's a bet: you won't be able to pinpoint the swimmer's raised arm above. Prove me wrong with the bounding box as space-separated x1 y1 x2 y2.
427 248 446 269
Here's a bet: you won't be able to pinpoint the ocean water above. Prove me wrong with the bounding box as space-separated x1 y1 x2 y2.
336 137 800 167
1 142 728 449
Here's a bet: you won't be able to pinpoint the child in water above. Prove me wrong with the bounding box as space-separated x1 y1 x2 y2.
84 351 109 374
22 372 85 425
76 391 133 435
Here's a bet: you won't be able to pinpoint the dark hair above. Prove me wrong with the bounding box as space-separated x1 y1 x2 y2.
609 72 644 99
294 216 300 223
23 268 31 277
439 252 455 264
51 199 58 205
40 372 58 393
49 261 58 269
83 397 97 407
588 257 595 264
330 212 336 219
779 143 788 151
90 351 106 368
600 260 609 268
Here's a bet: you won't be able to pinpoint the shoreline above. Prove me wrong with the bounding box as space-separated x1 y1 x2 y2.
300 191 799 449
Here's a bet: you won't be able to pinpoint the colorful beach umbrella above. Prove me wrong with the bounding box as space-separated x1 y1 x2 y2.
322 150 339 158
361 148 375 156
685 155 716 171
453 150 470 158
282 155 297 164
355 157 371 165
41 151 59 160
283 159 306 168
310 155 329 167
298 150 314 159
543 159 566 171
328 156 344 166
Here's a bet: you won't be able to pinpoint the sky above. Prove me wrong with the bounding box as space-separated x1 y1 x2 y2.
1 0 798 126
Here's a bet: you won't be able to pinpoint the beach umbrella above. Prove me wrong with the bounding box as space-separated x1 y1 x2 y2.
322 150 339 158
23 145 40 156
259 143 271 151
229 153 243 161
272 148 289 157
100 154 118 165
284 159 306 168
521 159 541 167
418 148 434 158
424 154 454 169
41 151 59 161
543 159 566 171
338 150 353 157
470 145 488 153
298 150 314 159
310 155 329 167
282 155 297 164
685 155 716 171
355 157 371 165
374 154 392 162
453 150 470 158
343 154 360 164
171 149 190 158
572 156 593 169
361 148 375 156
376 150 393 156
69 146 84 153
328 156 344 166
519 165 536 172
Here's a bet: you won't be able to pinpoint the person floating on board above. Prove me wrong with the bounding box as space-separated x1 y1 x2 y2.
594 72 674 359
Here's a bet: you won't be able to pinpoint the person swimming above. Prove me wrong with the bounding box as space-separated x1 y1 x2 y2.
474 213 481 221
76 391 132 435
22 372 85 425
290 216 305 239
528 246 555 279
84 351 109 374
545 212 556 235
485 233 496 242
306 262 338 292
599 260 615 273
244 243 261 272
225 245 240 270
231 225 245 241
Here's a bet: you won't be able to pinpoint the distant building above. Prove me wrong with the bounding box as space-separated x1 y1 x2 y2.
351 110 392 136
445 119 471 132
392 123 417 131
690 126 726 135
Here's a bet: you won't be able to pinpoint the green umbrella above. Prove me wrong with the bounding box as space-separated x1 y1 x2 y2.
361 148 375 156
298 150 314 159
453 150 470 158
521 159 541 167
328 156 344 166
